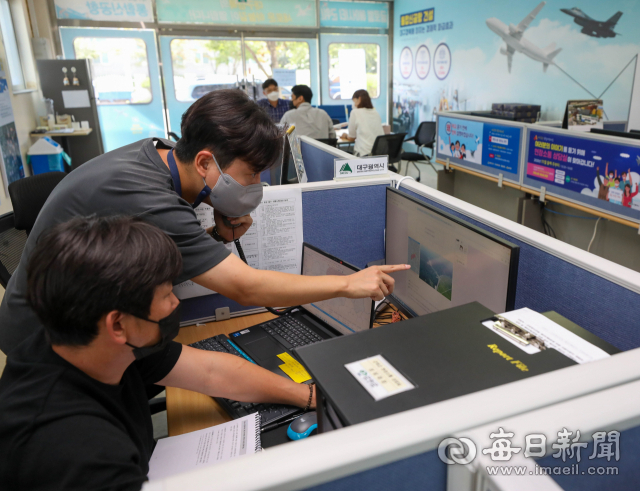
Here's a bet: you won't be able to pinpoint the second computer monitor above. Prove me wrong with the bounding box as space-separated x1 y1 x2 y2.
386 188 519 316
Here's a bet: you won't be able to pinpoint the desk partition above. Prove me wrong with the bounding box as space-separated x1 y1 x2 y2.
181 176 391 325
161 173 640 490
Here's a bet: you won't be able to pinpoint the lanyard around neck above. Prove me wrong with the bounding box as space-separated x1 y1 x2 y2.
166 149 182 197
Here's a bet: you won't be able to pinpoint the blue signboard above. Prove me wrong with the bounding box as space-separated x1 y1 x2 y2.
320 1 388 29
524 129 640 220
157 0 317 27
436 115 522 182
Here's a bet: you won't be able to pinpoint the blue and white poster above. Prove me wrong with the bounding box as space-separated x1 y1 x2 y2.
0 69 24 196
393 0 640 136
525 130 640 215
437 116 521 178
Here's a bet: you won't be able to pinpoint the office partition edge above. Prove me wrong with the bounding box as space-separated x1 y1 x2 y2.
452 379 640 491
299 135 353 159
143 348 640 491
398 179 640 295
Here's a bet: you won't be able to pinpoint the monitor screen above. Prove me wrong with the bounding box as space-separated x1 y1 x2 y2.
385 188 519 316
301 244 374 335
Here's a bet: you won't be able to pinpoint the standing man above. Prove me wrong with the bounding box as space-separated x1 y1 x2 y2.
256 78 290 123
280 85 336 140
0 89 408 354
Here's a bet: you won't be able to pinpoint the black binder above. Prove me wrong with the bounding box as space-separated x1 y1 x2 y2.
294 302 620 431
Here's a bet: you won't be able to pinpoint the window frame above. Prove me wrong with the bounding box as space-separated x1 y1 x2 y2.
327 42 381 101
0 0 29 91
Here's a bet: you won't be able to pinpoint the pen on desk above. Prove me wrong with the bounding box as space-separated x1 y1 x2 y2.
261 414 301 433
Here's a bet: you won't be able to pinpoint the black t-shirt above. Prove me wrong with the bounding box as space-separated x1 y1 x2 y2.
0 138 230 354
0 329 183 491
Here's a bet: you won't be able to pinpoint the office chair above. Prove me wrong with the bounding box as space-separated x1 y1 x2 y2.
370 133 407 172
0 212 25 289
316 138 338 148
400 122 436 182
8 172 66 236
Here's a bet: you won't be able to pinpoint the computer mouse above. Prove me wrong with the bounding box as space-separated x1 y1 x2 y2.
287 411 318 440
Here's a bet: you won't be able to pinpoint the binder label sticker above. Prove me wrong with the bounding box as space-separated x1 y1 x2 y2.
277 353 312 383
345 355 415 401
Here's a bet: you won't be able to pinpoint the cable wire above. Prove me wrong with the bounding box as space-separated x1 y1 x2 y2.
587 217 602 253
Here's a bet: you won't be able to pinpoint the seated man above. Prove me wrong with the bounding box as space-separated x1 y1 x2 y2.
280 85 336 140
256 78 290 123
0 216 316 491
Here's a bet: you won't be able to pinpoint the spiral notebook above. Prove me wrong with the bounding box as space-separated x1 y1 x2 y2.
148 413 261 480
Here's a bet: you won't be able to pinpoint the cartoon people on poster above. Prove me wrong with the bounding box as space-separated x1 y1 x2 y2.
594 162 639 209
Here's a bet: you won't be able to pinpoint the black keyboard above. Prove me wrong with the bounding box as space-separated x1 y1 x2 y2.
262 316 324 348
189 334 302 428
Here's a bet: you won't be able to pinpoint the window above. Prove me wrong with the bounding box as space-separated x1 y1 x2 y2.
170 39 243 102
0 0 31 91
328 43 380 100
244 40 310 98
73 37 152 105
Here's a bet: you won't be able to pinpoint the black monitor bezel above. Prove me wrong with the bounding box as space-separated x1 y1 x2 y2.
301 242 376 332
385 187 520 315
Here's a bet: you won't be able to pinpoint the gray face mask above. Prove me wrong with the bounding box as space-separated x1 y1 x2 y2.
207 155 264 218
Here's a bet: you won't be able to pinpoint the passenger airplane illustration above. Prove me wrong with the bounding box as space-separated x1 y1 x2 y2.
486 1 562 73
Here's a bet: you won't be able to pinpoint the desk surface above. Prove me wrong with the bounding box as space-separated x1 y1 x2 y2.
30 128 93 137
167 312 276 437
167 305 407 437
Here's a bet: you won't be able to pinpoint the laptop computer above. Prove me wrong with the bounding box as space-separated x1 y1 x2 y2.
227 242 375 377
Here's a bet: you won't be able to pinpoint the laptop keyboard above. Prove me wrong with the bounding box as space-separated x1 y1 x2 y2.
263 316 324 348
189 334 302 428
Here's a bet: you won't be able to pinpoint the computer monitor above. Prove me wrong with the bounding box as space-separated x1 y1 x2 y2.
301 243 374 335
385 188 519 316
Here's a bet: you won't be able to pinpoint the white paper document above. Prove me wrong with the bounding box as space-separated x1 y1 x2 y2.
62 89 91 109
496 308 610 364
173 187 304 300
148 413 261 481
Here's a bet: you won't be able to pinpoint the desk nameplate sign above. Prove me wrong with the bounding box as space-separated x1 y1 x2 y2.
334 155 388 179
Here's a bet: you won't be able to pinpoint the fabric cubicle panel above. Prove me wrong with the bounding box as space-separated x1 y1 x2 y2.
180 183 388 324
300 140 339 182
534 423 640 490
304 449 445 491
399 185 640 352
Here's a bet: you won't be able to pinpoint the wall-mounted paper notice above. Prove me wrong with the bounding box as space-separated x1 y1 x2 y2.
62 90 90 108
173 187 304 300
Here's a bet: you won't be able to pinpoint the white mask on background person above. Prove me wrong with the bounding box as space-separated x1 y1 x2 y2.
267 91 280 101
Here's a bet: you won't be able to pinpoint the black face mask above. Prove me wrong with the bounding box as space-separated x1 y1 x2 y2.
289 101 296 110
126 303 182 360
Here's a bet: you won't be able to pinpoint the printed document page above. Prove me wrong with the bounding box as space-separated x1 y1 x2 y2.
174 187 304 299
497 308 610 364
148 413 261 481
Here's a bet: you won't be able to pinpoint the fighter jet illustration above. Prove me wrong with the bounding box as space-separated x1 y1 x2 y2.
561 8 622 38
486 2 562 73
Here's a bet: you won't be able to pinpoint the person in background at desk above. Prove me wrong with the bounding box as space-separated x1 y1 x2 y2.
340 89 384 156
0 216 324 490
0 88 408 356
280 85 336 140
256 78 290 123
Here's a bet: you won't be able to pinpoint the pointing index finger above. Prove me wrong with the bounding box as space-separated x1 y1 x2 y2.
378 264 411 273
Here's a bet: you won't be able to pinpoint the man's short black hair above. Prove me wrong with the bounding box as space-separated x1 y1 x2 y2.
291 85 313 103
26 216 183 347
175 89 283 173
262 78 278 90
